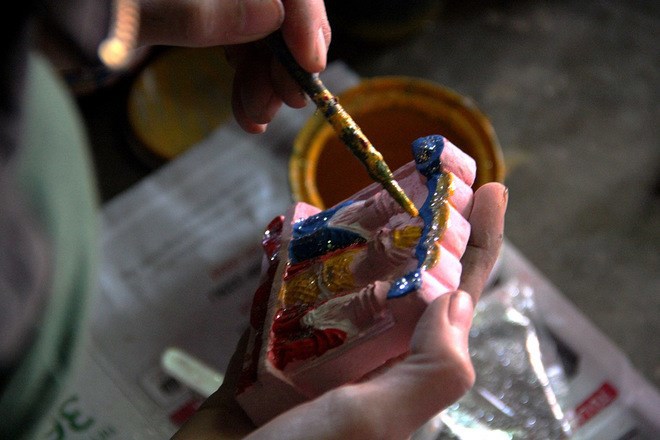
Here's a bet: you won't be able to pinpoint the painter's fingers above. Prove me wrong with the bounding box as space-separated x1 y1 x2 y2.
268 0 330 111
427 208 470 291
459 182 508 303
448 171 474 218
231 69 270 134
441 204 472 258
350 290 475 439
441 140 477 187
173 330 255 439
280 0 331 73
270 56 308 109
239 49 283 124
139 0 286 47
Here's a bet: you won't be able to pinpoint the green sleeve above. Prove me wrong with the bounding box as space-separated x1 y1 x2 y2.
0 53 100 439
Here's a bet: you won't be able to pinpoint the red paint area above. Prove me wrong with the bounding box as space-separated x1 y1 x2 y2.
575 382 618 426
271 317 347 370
237 216 284 393
239 215 361 380
169 397 203 426
262 216 284 259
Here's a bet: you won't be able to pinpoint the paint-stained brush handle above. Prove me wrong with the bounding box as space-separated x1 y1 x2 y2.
266 32 419 217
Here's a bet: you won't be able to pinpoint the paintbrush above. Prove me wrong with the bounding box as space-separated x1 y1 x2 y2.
266 32 419 217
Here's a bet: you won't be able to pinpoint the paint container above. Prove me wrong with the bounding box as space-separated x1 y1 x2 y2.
126 46 234 167
290 76 505 209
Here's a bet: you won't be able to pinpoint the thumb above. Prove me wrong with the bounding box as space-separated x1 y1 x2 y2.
323 290 476 440
368 290 475 435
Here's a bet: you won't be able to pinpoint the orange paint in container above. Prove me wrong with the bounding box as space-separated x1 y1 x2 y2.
291 76 505 209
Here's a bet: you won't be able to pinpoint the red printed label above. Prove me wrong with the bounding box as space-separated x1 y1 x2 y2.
169 397 203 426
575 382 618 426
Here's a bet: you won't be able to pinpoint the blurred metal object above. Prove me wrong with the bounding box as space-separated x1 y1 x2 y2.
98 0 140 70
415 281 573 439
161 347 224 398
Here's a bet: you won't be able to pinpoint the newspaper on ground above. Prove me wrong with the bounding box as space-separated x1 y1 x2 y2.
34 62 659 440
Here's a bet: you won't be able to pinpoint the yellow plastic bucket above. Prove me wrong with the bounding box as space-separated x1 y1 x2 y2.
290 76 505 209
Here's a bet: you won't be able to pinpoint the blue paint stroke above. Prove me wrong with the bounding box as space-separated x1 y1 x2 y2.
387 135 446 298
289 200 366 264
287 135 447 299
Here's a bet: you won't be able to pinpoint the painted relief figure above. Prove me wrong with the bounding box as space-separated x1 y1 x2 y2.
237 135 478 425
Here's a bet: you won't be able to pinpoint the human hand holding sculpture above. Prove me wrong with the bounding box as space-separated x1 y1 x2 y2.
172 137 508 439
137 0 331 133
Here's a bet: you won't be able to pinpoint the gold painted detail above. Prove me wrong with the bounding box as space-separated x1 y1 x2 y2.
422 172 454 269
392 226 423 249
278 247 363 308
279 268 320 308
320 248 360 293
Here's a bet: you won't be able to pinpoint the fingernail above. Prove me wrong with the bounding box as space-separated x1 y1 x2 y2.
315 27 327 68
240 0 284 36
449 291 474 328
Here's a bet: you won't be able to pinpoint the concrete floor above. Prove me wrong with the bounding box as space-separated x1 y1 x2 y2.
78 0 659 392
